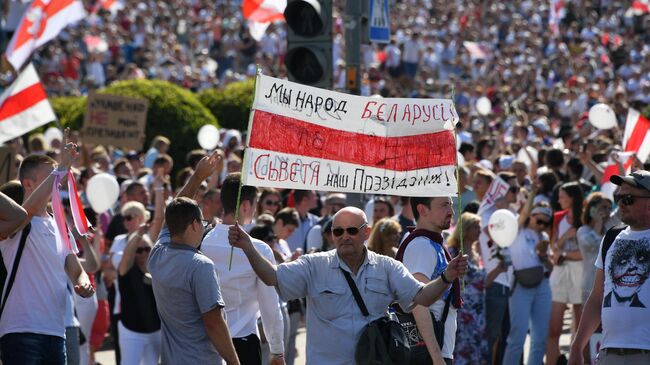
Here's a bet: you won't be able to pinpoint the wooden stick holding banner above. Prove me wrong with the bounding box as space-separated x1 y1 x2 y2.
451 85 465 292
228 66 261 271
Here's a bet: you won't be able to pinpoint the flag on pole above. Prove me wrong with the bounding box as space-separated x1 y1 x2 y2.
601 109 650 199
242 74 459 196
242 0 286 41
5 0 86 71
0 64 56 144
549 0 566 36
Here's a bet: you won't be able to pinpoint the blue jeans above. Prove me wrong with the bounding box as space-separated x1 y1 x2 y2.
1 332 66 365
503 279 552 365
486 282 510 364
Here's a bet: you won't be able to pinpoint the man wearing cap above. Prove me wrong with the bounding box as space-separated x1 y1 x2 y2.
569 170 650 365
228 206 469 365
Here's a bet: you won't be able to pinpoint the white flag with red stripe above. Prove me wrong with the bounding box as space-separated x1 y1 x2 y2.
601 109 650 199
0 64 56 144
242 75 459 196
5 0 86 71
631 0 650 15
549 0 565 36
242 0 286 41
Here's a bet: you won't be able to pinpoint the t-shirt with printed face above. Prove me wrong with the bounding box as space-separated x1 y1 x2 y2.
596 227 650 350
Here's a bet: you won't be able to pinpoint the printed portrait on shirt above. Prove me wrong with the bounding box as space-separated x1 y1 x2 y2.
604 238 650 308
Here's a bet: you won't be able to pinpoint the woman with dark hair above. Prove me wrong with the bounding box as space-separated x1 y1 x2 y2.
371 197 395 226
534 171 558 205
257 188 283 216
547 182 584 364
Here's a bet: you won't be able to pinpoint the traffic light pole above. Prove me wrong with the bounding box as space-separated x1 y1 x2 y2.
344 0 361 96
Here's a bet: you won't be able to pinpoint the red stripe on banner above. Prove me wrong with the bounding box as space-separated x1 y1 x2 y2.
249 110 456 171
625 113 650 153
0 83 48 121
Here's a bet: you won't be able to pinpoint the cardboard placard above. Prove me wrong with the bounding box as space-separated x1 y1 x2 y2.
0 146 17 186
81 93 148 151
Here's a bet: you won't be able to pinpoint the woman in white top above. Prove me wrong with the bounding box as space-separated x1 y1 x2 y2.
503 190 554 365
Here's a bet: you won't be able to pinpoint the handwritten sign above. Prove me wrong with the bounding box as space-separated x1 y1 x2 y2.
81 93 148 150
0 146 17 186
477 176 510 217
242 75 459 196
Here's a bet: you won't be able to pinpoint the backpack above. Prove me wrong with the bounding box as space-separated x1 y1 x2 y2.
600 224 628 266
0 224 31 319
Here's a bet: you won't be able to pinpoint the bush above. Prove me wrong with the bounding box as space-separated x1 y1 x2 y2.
643 104 650 120
198 80 254 131
53 79 219 170
51 96 86 129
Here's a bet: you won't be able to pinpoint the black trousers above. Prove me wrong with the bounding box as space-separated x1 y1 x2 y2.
233 333 261 365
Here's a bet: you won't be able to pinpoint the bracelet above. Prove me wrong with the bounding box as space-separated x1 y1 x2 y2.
440 271 452 284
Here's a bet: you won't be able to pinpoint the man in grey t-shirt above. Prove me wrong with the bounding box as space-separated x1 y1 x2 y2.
148 197 239 365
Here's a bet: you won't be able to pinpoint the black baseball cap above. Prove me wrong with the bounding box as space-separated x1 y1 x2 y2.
610 170 650 193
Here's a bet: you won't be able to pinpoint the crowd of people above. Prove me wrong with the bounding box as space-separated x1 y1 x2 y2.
0 0 649 365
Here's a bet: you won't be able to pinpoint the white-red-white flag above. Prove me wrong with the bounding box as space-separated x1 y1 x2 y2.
242 0 286 41
0 64 56 144
631 0 650 15
5 0 86 71
549 0 566 36
601 109 650 198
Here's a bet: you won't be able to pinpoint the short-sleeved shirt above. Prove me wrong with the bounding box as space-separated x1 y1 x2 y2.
596 227 650 350
147 228 225 364
275 249 423 364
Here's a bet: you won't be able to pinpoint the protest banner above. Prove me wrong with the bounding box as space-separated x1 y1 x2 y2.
242 75 459 196
477 175 510 217
81 93 148 151
0 146 17 186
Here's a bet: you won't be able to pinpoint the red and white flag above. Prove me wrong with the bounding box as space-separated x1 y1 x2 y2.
5 0 86 71
549 0 566 36
601 108 650 199
0 64 56 144
631 0 650 15
242 75 459 196
242 0 286 41
92 0 123 15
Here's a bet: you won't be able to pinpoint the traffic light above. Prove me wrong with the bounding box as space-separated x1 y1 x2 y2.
284 0 332 89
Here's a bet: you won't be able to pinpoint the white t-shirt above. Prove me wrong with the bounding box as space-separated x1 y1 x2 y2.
0 217 69 338
401 237 457 359
596 227 650 350
509 228 548 270
109 234 128 315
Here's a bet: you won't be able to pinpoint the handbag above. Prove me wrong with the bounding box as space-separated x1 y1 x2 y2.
394 292 452 365
340 269 410 365
514 266 545 288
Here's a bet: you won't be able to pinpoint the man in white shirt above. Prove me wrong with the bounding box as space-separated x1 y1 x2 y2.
0 147 94 365
202 173 285 365
570 170 650 365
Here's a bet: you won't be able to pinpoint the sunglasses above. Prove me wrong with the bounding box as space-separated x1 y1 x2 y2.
613 193 650 206
332 223 368 237
136 246 152 254
509 186 520 194
124 214 137 222
264 200 280 206
536 219 551 227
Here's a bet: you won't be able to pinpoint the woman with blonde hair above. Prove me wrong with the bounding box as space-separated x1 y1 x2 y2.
447 212 498 365
367 218 402 258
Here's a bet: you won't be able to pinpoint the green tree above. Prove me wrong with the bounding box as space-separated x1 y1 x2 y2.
198 80 254 131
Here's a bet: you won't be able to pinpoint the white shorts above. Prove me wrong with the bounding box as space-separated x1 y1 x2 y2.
550 260 583 304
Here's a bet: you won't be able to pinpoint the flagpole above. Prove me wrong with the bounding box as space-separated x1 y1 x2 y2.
451 85 465 292
228 65 261 271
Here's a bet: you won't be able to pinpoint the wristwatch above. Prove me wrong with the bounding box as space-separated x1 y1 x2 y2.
441 271 452 284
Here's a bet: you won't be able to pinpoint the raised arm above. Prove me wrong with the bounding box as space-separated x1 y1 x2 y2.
148 170 166 242
517 186 538 226
0 191 27 240
118 224 150 276
176 150 223 200
228 224 278 286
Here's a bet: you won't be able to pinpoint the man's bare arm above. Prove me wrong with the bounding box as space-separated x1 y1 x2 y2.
202 307 240 365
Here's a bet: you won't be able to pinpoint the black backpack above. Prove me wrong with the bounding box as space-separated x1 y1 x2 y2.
0 224 31 319
600 224 628 266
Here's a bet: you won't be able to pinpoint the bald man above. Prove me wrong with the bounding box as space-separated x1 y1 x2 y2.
229 206 468 364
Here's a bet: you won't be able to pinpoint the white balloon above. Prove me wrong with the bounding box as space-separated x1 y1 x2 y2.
476 97 492 116
488 209 518 248
86 173 119 213
44 127 63 148
197 124 220 150
588 103 617 130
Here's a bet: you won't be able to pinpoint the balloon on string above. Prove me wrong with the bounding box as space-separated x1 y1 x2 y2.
197 124 220 150
44 127 63 148
476 97 492 116
588 103 617 129
488 209 518 248
86 173 119 213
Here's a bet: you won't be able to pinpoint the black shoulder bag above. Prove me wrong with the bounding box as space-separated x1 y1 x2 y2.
0 224 31 319
341 269 410 365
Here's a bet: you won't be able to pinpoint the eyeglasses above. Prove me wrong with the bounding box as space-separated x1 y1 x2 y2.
332 223 368 237
536 219 551 227
613 193 650 206
124 214 136 222
136 246 151 254
264 200 280 206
